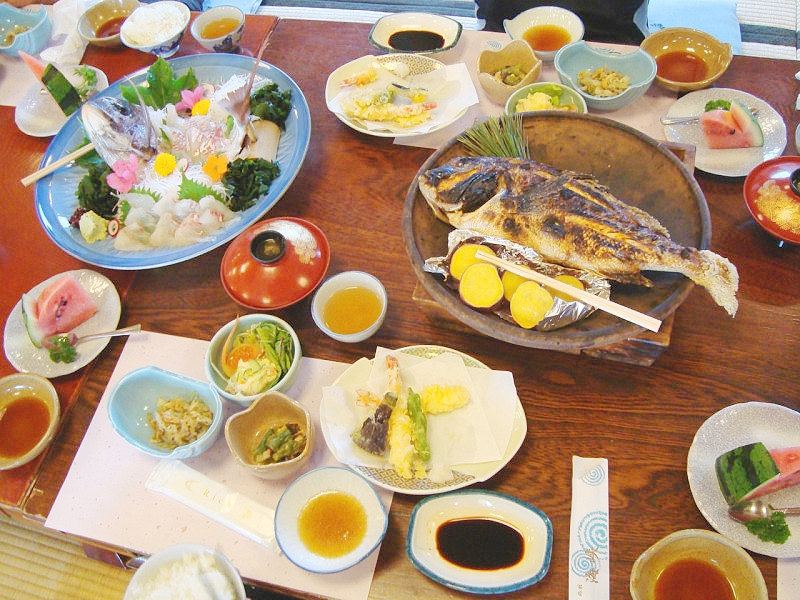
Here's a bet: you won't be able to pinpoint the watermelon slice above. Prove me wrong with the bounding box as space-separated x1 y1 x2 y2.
19 50 83 116
21 275 99 347
715 442 800 505
699 100 764 149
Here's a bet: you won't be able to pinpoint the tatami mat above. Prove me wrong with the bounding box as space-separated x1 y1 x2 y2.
0 515 132 599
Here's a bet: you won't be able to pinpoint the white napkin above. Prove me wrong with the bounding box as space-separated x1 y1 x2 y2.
569 456 610 600
779 558 800 599
202 0 262 14
645 0 742 54
0 0 89 107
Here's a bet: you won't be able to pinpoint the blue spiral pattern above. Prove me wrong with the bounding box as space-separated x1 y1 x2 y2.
578 511 609 559
570 549 599 578
581 464 607 486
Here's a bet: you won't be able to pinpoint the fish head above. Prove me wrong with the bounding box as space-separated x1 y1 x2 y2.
418 156 509 221
81 96 157 166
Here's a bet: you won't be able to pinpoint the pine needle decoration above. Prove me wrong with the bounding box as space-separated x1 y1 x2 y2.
457 114 529 158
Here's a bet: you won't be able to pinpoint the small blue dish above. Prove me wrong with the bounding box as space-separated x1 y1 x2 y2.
406 490 552 594
554 40 656 111
0 4 51 57
107 365 223 459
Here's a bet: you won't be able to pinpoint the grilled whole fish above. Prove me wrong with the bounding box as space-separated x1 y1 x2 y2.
419 156 738 316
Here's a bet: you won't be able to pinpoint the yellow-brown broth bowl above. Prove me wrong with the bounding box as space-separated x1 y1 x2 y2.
224 391 313 480
630 529 767 600
77 0 140 48
640 27 732 93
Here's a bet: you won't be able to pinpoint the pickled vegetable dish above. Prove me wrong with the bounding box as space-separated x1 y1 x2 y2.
221 321 294 396
252 422 306 464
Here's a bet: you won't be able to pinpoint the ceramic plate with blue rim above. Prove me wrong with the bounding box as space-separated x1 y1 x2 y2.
320 345 528 495
33 54 311 270
406 490 553 594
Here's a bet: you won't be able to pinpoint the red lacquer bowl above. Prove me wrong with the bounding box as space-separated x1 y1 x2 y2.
221 217 330 309
743 156 800 245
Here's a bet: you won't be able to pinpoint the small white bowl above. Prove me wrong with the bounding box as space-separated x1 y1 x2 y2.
0 373 60 470
274 466 388 573
189 5 244 53
369 12 462 58
107 366 223 459
204 314 302 406
630 529 768 600
120 0 189 58
123 543 246 600
224 391 313 480
311 271 387 343
503 6 584 62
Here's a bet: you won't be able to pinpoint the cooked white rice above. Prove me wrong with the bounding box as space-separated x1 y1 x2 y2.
126 551 237 600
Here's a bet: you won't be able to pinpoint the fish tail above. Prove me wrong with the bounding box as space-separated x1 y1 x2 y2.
683 250 739 316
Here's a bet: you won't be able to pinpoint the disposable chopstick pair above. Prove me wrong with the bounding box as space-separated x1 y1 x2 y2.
474 249 662 333
21 142 95 187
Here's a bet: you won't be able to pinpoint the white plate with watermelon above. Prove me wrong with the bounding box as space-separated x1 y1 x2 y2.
663 88 786 178
3 269 121 378
687 401 800 558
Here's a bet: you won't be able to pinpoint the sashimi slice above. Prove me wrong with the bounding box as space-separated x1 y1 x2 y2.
34 275 98 338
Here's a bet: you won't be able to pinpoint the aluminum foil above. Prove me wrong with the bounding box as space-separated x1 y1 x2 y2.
424 229 610 331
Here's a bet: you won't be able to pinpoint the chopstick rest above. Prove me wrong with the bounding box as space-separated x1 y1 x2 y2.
146 459 279 551
569 456 609 600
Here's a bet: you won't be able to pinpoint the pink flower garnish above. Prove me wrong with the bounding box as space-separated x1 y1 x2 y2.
106 153 139 194
175 85 206 112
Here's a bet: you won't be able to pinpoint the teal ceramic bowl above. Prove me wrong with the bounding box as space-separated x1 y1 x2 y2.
107 366 223 459
0 4 51 57
554 41 656 111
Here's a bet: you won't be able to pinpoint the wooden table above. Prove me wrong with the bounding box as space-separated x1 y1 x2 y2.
5 15 800 600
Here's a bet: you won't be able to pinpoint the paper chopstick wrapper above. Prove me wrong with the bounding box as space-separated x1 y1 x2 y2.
146 459 279 552
569 456 609 600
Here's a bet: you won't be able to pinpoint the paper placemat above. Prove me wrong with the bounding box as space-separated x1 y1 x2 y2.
779 558 800 599
45 330 392 600
397 30 678 149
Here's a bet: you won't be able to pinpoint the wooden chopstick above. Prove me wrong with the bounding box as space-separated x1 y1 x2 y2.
474 250 662 333
21 142 95 187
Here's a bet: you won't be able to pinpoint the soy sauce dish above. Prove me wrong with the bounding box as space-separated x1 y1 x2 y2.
406 490 552 594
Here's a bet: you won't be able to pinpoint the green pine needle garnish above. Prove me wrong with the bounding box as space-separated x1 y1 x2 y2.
457 114 529 158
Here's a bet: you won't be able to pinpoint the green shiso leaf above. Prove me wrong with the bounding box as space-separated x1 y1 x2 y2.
178 173 224 204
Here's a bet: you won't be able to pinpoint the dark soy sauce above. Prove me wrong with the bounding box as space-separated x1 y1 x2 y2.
388 30 445 52
436 518 524 570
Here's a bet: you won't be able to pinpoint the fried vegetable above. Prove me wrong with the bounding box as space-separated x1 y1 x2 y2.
352 392 397 455
459 262 504 310
406 388 430 462
449 243 495 280
509 281 554 328
253 423 306 464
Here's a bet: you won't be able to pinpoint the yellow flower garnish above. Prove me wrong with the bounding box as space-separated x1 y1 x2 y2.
191 99 211 116
203 154 228 181
154 153 177 176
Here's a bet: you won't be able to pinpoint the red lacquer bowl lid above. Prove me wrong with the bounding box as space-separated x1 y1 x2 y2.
221 217 331 309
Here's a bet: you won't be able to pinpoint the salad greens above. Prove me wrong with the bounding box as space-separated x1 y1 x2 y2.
250 82 292 128
222 158 281 212
121 57 198 109
224 321 294 396
705 99 731 112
